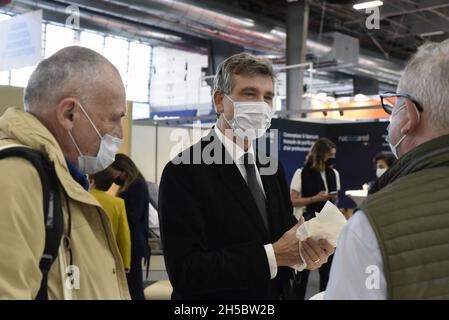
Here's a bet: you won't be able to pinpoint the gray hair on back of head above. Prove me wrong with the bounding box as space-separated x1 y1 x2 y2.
398 38 449 131
213 52 276 94
24 46 119 112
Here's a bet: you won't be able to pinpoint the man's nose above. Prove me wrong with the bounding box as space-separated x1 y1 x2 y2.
115 121 124 139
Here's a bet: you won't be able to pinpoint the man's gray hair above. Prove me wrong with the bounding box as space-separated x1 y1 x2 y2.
398 38 449 131
24 46 119 112
213 52 276 94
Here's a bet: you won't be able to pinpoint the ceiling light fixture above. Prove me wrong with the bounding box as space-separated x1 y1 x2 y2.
420 30 444 37
353 1 383 10
270 29 286 38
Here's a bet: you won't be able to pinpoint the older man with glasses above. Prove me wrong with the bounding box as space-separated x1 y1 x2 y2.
324 39 449 299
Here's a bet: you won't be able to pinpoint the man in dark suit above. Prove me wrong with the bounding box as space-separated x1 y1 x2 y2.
159 53 334 300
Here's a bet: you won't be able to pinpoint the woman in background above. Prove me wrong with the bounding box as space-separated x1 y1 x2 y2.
290 137 340 299
366 152 397 191
373 151 396 179
111 154 151 300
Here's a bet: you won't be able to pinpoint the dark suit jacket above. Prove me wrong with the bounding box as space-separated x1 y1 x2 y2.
158 129 296 300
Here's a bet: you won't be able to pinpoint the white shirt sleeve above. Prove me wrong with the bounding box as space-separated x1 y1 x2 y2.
264 244 277 279
334 169 341 191
324 210 387 300
290 169 304 220
290 169 302 193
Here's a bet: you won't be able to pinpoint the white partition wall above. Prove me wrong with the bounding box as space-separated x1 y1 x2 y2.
131 125 157 182
156 126 192 183
131 124 210 184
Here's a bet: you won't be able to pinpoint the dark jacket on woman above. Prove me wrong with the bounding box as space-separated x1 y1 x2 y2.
118 176 151 300
119 177 151 259
301 164 337 220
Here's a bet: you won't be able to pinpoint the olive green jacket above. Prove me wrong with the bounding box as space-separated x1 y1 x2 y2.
361 133 449 299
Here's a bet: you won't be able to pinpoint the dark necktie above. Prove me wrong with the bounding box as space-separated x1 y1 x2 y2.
242 153 270 232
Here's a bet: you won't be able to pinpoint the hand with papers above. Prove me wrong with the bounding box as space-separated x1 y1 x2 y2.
292 201 347 272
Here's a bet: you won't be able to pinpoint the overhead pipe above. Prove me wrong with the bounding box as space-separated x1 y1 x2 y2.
10 0 195 48
48 0 284 54
98 0 403 83
100 0 283 44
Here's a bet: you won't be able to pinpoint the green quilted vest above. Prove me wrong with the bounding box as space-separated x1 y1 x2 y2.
360 134 449 299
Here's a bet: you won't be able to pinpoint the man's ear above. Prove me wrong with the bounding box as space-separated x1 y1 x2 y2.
56 98 77 131
401 99 420 135
213 91 225 114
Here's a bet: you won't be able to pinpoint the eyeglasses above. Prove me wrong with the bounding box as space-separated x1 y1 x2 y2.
379 92 424 115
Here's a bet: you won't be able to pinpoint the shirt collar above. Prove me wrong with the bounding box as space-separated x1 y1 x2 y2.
213 126 255 165
65 157 90 191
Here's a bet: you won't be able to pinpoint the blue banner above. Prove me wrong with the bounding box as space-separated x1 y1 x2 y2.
268 118 390 208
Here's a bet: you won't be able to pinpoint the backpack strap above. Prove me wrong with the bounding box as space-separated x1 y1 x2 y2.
0 147 64 300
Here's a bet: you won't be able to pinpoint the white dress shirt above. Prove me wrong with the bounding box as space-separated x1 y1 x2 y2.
324 210 387 299
214 126 278 279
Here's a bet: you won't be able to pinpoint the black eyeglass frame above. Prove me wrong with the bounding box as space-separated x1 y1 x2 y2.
379 92 424 115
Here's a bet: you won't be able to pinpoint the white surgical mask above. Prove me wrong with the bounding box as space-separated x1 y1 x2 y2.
223 95 273 140
69 103 123 175
386 128 406 160
386 105 406 159
376 168 387 178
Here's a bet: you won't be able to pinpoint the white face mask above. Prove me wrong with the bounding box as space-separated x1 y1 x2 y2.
223 95 273 141
69 103 123 175
376 168 387 178
386 128 406 160
386 105 407 159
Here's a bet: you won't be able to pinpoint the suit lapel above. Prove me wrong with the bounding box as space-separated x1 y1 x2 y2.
206 129 270 241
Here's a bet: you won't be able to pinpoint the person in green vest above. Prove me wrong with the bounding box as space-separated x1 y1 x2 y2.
325 38 449 300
